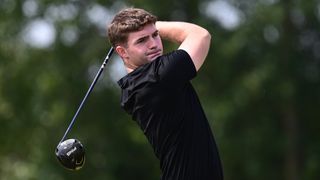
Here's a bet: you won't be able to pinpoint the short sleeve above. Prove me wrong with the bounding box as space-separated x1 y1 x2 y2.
155 49 197 86
117 49 197 114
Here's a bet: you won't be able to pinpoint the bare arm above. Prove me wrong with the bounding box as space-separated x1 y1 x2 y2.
156 21 211 71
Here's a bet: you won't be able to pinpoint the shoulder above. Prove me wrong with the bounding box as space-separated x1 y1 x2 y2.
156 50 196 81
155 49 195 72
160 49 192 62
118 49 196 89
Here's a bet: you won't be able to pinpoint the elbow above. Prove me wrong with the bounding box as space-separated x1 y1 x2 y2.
197 26 211 44
200 28 211 47
203 29 211 43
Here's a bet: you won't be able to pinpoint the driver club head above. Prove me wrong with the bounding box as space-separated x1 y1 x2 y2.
55 139 85 170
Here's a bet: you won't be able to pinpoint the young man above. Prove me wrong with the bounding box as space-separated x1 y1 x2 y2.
108 8 223 180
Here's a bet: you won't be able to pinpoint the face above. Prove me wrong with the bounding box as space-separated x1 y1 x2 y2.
116 23 163 71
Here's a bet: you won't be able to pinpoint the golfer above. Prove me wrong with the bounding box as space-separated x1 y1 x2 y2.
108 7 223 180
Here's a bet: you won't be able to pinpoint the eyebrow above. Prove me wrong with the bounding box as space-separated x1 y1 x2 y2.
152 30 159 36
135 36 148 43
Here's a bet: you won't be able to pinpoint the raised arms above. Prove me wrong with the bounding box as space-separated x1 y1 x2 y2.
156 21 211 71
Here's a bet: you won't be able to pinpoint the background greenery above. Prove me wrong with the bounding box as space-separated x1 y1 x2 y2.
1 0 319 179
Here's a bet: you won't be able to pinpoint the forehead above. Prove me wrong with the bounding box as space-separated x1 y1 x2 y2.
127 24 157 41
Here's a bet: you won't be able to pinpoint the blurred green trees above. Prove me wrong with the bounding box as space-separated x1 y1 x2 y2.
0 0 319 179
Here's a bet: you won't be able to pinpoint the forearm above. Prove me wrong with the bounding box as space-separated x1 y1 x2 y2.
156 21 210 44
155 21 211 71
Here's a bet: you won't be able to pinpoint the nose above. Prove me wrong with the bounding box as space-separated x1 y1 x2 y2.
148 37 158 49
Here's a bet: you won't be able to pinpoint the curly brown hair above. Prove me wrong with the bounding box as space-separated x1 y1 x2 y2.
107 8 157 47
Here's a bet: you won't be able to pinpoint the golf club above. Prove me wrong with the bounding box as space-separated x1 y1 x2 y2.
55 47 114 170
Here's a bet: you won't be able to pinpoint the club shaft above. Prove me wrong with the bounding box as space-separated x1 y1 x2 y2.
60 47 114 143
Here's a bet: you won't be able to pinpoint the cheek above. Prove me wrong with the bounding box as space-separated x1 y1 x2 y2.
128 47 146 60
134 48 146 56
128 47 140 55
156 38 163 48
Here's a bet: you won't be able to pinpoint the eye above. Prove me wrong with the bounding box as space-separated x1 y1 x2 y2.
136 37 146 44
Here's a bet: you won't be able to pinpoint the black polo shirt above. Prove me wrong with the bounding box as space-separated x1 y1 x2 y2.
117 50 223 180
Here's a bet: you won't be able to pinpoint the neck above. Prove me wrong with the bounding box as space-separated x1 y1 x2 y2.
126 67 134 73
124 60 137 73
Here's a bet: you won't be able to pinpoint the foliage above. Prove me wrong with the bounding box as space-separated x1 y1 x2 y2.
0 0 319 179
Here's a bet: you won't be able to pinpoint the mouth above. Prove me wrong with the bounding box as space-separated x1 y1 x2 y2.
147 50 162 59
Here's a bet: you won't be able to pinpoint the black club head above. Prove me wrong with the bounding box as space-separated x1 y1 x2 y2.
55 139 85 170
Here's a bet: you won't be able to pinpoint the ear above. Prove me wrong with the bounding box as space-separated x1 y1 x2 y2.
115 45 129 60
